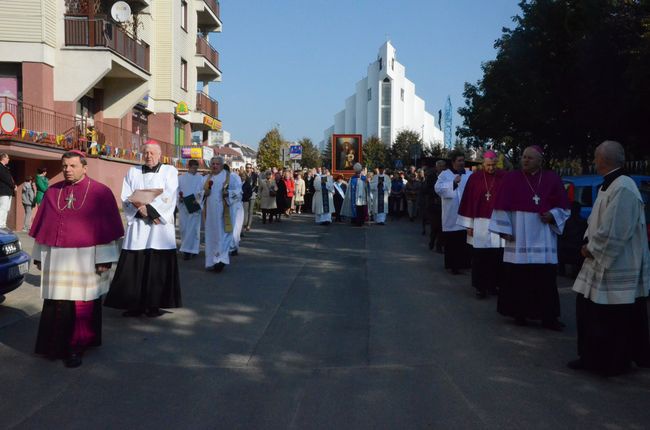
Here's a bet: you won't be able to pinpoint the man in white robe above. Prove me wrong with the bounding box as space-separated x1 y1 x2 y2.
177 159 204 260
31 150 124 368
569 141 650 375
435 150 472 274
312 170 334 225
370 167 391 225
204 157 242 272
489 145 570 330
342 163 370 226
226 165 245 256
105 142 181 317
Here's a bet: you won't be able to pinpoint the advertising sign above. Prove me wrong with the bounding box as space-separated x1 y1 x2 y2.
181 146 203 159
203 116 222 130
175 101 189 116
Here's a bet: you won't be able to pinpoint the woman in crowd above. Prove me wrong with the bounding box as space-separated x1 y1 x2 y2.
275 171 288 221
294 172 306 214
35 167 48 206
21 176 36 232
259 170 278 224
405 173 422 221
283 170 295 216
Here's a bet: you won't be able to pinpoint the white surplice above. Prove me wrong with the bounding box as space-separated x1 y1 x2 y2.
489 208 570 264
33 241 121 301
204 171 242 267
435 169 472 232
178 172 205 254
312 174 334 223
122 165 178 250
573 175 650 304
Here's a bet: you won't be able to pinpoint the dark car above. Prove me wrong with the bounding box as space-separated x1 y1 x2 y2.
0 229 30 303
563 175 650 242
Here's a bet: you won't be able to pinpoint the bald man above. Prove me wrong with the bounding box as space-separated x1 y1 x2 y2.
569 141 650 376
105 142 182 317
489 146 570 330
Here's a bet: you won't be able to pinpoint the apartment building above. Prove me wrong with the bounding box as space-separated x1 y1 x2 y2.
0 0 223 229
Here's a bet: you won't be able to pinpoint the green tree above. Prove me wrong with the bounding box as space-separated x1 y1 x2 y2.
362 135 389 170
391 129 422 168
256 127 284 171
321 138 332 169
458 0 650 162
297 137 322 169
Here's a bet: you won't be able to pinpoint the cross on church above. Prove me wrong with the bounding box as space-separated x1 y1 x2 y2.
66 193 76 209
533 194 541 205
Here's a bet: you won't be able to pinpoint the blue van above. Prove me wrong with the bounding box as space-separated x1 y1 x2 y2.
562 175 650 241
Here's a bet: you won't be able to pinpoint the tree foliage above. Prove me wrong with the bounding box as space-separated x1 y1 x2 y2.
297 137 322 169
256 127 284 171
458 0 650 162
391 129 423 168
362 135 389 170
321 138 333 169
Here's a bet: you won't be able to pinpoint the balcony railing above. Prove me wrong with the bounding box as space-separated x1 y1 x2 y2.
0 96 177 162
196 92 219 119
196 36 220 71
204 0 220 19
64 15 150 72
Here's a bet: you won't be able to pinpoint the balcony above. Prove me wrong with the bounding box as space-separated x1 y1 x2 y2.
64 16 150 73
196 35 221 79
196 92 219 119
0 96 176 161
197 0 222 32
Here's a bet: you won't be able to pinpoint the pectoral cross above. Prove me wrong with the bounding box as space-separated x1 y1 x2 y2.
65 193 76 209
485 192 491 201
533 194 541 205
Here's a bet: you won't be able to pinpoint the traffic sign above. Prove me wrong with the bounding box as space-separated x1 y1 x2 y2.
289 144 302 160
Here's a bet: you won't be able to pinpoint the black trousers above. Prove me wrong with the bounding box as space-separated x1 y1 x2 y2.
498 263 560 321
443 230 471 270
576 294 650 375
471 248 504 293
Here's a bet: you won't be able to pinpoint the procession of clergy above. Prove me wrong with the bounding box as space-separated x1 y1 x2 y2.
27 139 650 377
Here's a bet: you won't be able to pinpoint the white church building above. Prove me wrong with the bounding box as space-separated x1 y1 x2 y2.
322 41 444 150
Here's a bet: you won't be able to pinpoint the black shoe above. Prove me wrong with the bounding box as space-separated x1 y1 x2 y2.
542 319 565 332
229 250 238 257
475 291 487 299
145 308 164 318
428 242 434 250
567 359 585 370
212 262 225 273
634 358 650 368
122 309 143 317
64 353 83 368
183 252 191 261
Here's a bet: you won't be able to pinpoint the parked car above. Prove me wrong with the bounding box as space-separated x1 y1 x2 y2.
563 174 650 242
0 229 30 304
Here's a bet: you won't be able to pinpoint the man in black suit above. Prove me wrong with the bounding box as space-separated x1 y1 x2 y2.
0 153 16 229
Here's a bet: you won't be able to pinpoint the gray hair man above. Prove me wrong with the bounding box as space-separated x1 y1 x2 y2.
569 140 650 376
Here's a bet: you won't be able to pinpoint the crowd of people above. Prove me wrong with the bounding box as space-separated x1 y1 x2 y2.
20 139 650 377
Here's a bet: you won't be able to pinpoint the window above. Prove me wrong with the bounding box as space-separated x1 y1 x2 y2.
181 1 188 31
180 58 187 90
378 57 382 70
401 88 404 102
367 88 371 101
391 58 395 70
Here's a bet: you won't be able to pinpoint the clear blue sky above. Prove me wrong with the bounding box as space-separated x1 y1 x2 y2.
209 0 522 149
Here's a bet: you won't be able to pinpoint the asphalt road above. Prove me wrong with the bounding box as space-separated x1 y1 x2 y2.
1 214 649 429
